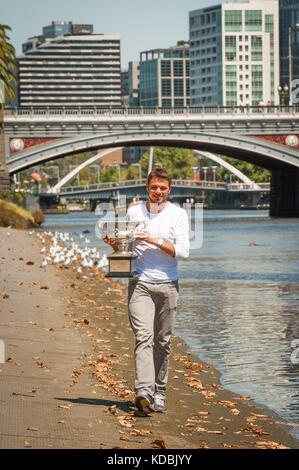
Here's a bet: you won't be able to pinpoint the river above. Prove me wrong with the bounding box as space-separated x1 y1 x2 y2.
40 209 299 441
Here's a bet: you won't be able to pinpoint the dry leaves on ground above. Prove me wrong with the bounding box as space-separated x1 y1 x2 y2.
254 440 289 449
152 439 167 449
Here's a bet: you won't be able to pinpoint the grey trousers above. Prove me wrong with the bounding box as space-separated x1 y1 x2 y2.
128 279 179 398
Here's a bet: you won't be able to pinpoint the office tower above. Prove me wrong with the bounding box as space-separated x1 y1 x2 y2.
128 61 140 106
139 44 190 107
189 0 279 106
22 21 94 53
121 69 129 106
280 0 299 104
18 23 121 106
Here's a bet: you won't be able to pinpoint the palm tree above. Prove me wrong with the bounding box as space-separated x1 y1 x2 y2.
0 24 18 193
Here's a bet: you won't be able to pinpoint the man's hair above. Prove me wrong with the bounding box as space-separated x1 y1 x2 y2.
147 167 172 187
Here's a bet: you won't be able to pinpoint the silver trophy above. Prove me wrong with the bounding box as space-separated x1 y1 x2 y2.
96 219 146 277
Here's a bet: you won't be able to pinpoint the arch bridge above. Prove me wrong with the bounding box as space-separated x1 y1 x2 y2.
3 105 299 217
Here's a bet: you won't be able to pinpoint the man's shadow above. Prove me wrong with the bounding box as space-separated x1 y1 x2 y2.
55 396 132 413
54 397 152 418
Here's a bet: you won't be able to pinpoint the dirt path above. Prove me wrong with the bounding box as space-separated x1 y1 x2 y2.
0 227 298 450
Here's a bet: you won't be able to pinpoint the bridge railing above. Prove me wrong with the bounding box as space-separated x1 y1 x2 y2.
5 105 299 117
57 179 270 194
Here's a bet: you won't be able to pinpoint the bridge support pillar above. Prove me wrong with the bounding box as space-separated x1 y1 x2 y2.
270 168 299 217
0 117 10 194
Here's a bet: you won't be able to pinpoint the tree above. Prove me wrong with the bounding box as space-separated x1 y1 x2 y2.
0 25 18 193
139 147 197 179
216 157 271 183
0 25 17 104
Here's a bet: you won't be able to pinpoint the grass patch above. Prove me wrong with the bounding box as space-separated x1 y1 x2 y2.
0 199 38 229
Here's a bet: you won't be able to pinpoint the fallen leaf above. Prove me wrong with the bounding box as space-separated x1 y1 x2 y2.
130 429 152 436
255 440 289 449
108 405 118 415
40 286 49 290
27 427 39 431
152 439 167 449
217 400 237 408
26 261 34 265
230 408 241 415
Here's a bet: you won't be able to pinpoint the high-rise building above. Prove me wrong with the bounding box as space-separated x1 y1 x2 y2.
189 0 280 106
139 44 190 107
22 21 94 53
279 0 299 104
128 61 140 106
18 23 121 107
121 69 129 106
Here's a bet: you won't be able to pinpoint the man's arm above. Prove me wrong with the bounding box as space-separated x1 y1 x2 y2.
138 234 175 257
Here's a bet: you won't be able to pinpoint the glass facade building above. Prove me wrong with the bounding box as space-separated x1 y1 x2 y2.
189 0 279 106
139 45 190 107
18 30 121 107
280 0 299 103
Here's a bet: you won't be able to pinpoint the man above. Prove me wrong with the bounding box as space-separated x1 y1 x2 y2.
104 167 189 413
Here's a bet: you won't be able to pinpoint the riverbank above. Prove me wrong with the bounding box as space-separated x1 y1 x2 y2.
0 227 298 450
0 198 44 228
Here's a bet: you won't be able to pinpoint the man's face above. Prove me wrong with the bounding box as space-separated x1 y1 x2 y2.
146 177 171 205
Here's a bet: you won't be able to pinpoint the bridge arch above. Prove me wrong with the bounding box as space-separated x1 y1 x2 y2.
50 146 256 193
7 130 299 175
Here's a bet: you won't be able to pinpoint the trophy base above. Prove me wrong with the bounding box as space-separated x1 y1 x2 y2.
105 272 135 278
105 252 136 278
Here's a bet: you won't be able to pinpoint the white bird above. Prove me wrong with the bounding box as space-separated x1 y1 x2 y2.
96 254 108 268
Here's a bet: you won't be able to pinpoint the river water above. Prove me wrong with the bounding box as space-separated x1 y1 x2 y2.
40 209 299 440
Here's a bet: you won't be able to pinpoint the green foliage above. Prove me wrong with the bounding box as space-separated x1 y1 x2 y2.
139 147 197 179
0 24 18 104
216 157 271 182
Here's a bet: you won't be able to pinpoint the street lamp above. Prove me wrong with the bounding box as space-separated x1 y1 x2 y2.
211 166 217 182
277 84 289 106
90 164 100 184
192 166 198 180
202 166 208 181
109 163 121 182
132 163 142 181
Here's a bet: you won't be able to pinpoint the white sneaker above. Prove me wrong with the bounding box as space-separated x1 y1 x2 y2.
150 394 167 413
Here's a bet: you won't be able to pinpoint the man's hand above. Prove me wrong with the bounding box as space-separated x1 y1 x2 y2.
102 235 119 252
134 230 175 257
134 229 149 241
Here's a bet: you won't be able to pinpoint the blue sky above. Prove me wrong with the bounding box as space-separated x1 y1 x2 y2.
2 0 223 69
